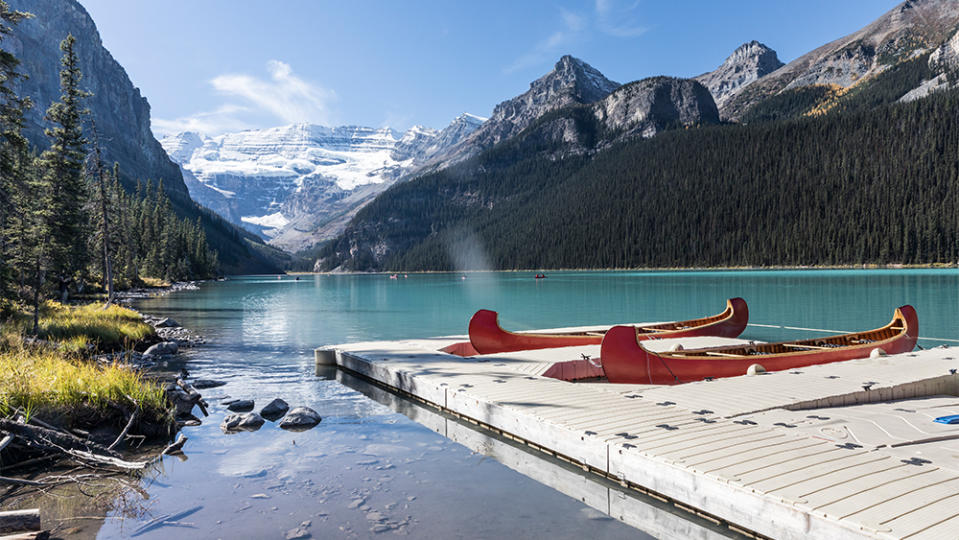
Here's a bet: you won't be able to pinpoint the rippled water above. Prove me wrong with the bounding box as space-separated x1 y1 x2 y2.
86 270 959 538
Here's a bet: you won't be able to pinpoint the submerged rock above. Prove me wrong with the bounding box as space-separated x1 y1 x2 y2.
278 407 322 431
221 412 265 432
226 399 255 412
144 341 178 357
260 398 290 421
285 521 312 539
193 379 227 389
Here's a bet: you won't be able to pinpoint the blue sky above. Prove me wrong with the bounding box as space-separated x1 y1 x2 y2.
78 0 901 136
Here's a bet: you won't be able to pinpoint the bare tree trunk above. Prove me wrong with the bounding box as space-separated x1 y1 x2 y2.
31 259 42 336
90 122 114 306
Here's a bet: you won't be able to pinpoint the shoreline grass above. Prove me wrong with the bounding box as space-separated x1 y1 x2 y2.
0 302 167 421
3 301 155 354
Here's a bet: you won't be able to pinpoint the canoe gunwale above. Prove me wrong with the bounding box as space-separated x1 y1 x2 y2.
468 298 748 355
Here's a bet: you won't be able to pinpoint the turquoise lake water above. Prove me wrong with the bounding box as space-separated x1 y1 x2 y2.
92 269 958 539
154 269 957 347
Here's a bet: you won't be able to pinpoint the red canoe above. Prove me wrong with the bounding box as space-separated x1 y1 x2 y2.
601 305 918 385
467 298 749 355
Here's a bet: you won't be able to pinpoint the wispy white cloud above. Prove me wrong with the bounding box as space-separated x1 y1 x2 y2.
595 0 647 38
152 104 252 137
505 2 646 74
211 60 336 125
152 61 336 137
505 8 586 74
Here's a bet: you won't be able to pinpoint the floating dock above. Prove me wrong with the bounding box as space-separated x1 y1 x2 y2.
317 326 959 540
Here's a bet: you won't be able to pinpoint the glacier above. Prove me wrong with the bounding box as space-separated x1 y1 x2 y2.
161 114 484 252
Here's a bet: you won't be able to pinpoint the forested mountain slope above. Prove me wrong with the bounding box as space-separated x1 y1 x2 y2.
318 82 959 271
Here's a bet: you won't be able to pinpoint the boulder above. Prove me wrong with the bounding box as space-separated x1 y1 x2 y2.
278 407 322 431
260 398 290 421
168 389 198 417
226 399 254 412
155 317 181 328
221 412 265 432
144 341 178 357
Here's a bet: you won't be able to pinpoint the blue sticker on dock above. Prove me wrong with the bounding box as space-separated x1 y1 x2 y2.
933 415 959 425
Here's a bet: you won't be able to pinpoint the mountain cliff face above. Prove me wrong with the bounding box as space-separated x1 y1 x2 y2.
162 114 482 252
423 55 619 168
723 0 959 120
7 0 186 198
594 77 719 138
501 75 719 159
5 0 281 272
695 41 784 112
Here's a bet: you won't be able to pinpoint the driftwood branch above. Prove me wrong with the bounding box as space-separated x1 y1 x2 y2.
108 397 140 451
0 477 44 487
0 434 14 453
64 450 147 470
160 434 187 456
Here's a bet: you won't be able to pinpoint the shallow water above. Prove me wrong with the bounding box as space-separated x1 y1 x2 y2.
86 270 958 537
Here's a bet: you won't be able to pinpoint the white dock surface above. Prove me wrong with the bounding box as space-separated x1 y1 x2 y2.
320 329 959 540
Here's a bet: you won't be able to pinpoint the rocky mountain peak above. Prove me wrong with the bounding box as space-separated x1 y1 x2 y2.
695 40 784 110
728 41 783 72
527 55 621 108
420 56 619 168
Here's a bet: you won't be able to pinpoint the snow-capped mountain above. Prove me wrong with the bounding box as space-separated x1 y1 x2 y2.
161 115 483 252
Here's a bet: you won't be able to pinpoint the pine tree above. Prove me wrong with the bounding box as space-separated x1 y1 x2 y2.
0 1 30 303
38 34 91 301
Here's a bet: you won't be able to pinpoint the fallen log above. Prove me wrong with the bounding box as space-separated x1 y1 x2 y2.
0 509 40 533
0 531 49 540
0 419 120 458
10 410 70 438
